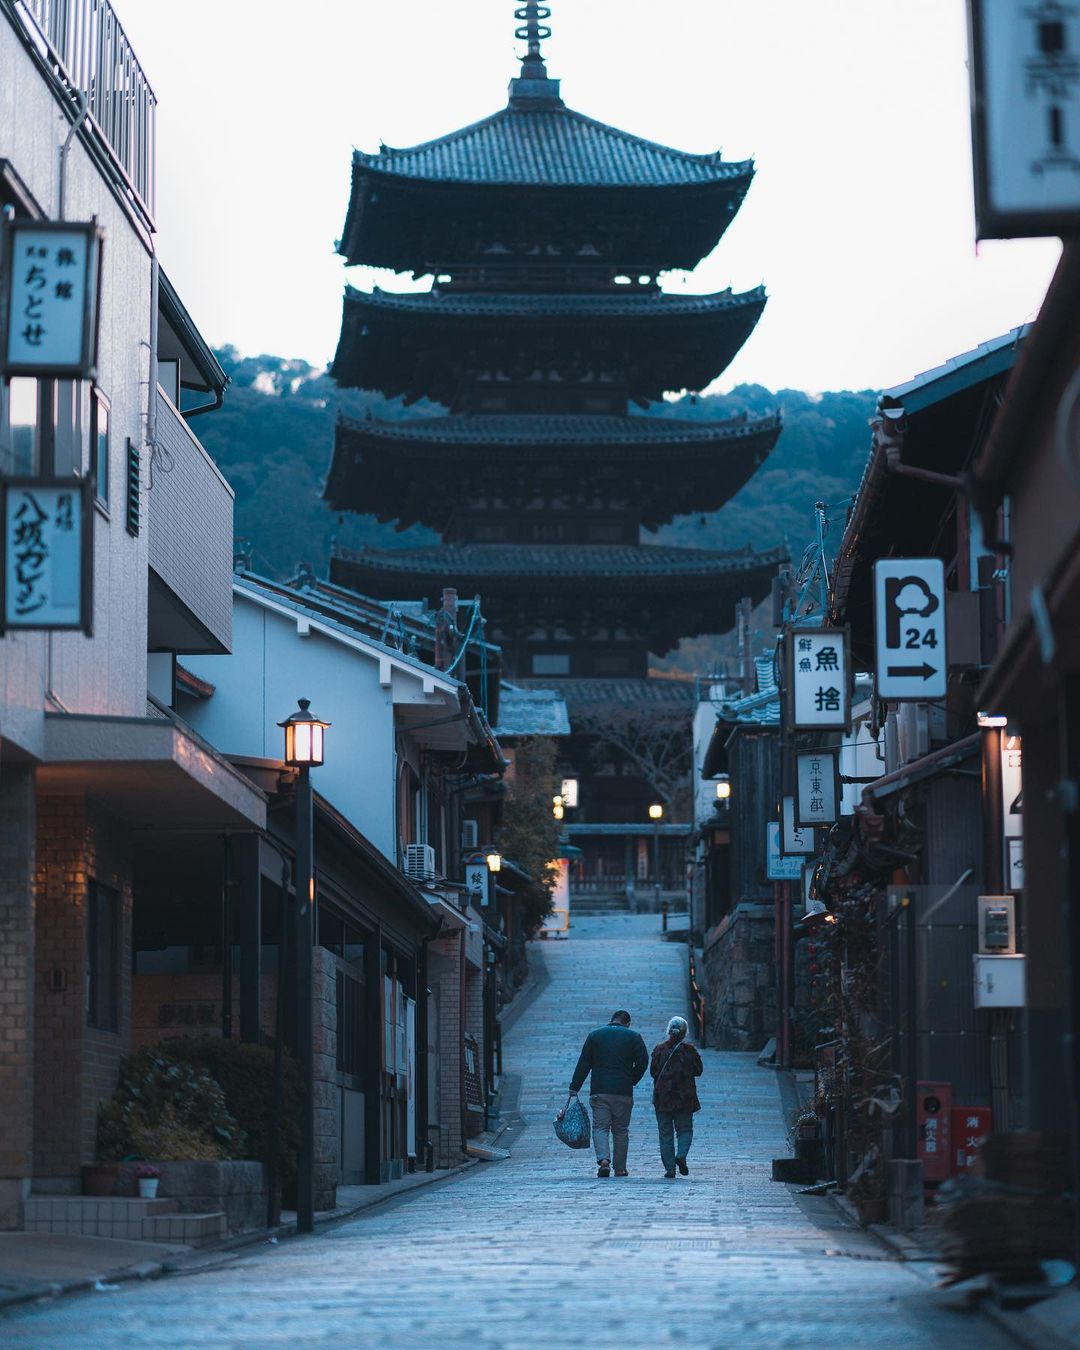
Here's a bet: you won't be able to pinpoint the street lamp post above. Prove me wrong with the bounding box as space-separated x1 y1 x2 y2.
649 803 663 909
278 697 330 1235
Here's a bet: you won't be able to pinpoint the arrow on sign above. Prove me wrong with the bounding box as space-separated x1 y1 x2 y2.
886 662 937 680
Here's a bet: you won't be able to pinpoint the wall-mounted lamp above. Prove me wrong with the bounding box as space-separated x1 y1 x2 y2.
715 774 732 801
977 711 1008 728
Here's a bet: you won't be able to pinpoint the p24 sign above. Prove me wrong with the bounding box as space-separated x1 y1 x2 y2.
873 559 947 700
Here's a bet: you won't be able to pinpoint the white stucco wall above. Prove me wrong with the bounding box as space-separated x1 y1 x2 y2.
184 596 403 861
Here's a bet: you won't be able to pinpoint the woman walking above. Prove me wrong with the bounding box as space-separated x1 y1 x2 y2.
650 1015 704 1179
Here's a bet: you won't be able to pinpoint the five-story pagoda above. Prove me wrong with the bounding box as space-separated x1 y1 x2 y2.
325 5 783 852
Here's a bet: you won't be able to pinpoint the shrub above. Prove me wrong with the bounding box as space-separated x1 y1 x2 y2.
162 1037 303 1192
96 1046 245 1163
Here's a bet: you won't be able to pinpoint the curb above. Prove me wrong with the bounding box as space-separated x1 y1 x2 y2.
0 1158 482 1315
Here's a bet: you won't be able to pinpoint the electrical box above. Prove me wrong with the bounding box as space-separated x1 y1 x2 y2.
977 895 1016 954
973 953 1026 1008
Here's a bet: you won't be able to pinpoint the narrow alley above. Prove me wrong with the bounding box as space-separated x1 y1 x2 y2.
3 916 1008 1348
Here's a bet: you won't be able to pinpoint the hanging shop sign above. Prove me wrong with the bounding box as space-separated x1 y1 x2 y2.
968 0 1080 238
781 795 816 856
795 748 841 828
1 220 101 377
465 862 489 906
1 477 92 634
766 821 803 880
1001 734 1024 890
786 627 851 731
873 558 947 700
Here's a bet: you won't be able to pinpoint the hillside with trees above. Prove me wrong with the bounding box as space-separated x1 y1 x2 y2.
195 349 876 637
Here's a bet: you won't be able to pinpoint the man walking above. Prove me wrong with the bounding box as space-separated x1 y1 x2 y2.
568 1010 648 1177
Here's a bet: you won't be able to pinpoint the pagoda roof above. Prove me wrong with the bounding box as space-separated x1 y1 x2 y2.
350 105 752 193
324 410 782 529
330 541 785 588
331 284 767 404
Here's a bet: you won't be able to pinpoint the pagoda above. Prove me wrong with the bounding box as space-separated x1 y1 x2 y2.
325 5 783 839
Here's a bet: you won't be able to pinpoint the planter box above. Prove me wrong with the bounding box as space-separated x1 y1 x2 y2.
118 1160 266 1233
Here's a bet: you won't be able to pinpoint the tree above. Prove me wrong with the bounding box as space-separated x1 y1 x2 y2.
571 701 694 818
496 737 563 938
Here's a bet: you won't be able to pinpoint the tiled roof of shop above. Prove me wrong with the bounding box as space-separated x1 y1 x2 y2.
352 105 753 190
343 284 765 321
492 684 571 738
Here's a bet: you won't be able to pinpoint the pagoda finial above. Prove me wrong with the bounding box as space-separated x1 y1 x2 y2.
509 3 561 104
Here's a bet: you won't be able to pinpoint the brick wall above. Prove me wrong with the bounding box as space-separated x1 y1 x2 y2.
0 765 36 1226
428 934 463 1155
34 795 132 1178
702 902 776 1052
463 965 485 1140
312 947 338 1210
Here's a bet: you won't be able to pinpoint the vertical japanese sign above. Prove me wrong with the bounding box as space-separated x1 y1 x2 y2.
968 0 1080 237
795 748 840 828
1 479 91 633
465 861 489 906
787 628 851 731
781 796 816 856
1001 734 1024 889
2 221 101 376
873 559 947 699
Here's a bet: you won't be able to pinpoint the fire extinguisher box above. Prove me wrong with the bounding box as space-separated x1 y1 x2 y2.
916 1082 953 1183
951 1106 993 1174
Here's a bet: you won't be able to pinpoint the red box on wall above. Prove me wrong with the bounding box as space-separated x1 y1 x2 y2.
951 1106 993 1174
916 1081 953 1182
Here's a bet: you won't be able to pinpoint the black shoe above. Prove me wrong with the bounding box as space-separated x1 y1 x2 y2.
676 1157 689 1176
664 1169 676 1179
597 1160 611 1178
615 1169 629 1177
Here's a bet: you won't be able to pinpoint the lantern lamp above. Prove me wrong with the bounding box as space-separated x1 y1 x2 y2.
648 803 664 820
716 775 732 801
278 697 330 768
560 778 579 808
485 851 503 874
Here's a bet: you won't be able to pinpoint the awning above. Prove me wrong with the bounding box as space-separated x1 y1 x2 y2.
40 711 266 830
863 733 980 804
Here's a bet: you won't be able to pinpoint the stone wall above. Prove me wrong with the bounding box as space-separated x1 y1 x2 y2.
117 1160 266 1233
0 765 36 1228
312 947 338 1210
702 903 776 1051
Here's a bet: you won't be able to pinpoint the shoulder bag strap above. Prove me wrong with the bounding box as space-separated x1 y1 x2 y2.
655 1040 684 1083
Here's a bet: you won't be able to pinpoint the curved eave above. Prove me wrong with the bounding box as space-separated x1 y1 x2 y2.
330 286 767 403
322 412 783 528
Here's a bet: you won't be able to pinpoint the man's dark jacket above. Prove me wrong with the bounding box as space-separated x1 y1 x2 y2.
570 1023 649 1097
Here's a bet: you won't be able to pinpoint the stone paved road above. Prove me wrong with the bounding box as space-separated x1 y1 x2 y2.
3 915 1007 1347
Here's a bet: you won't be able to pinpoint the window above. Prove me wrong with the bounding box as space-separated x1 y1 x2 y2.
87 881 120 1032
92 389 110 505
2 377 40 474
532 653 570 676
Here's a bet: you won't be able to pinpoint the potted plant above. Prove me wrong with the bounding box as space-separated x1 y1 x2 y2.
134 1163 161 1199
81 1162 119 1197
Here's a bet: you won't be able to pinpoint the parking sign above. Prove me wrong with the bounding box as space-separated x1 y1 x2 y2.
873 559 947 700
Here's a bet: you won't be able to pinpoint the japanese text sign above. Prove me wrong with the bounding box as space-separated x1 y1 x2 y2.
873 559 947 700
765 822 803 880
1 478 91 633
781 795 816 856
465 863 489 906
795 749 840 828
968 0 1080 238
2 221 100 377
787 628 851 731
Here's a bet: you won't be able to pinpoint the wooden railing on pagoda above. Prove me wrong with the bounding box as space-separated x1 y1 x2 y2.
13 0 157 221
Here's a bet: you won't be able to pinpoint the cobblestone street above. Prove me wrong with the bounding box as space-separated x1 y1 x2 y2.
3 916 1009 1347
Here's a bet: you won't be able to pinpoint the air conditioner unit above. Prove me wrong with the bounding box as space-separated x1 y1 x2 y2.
403 843 436 882
461 819 479 851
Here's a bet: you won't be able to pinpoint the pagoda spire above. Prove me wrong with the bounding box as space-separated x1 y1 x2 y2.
509 2 561 104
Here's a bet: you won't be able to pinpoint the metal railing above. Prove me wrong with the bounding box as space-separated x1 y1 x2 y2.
15 0 156 220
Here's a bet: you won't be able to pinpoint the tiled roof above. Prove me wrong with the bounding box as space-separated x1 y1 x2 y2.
717 653 781 725
331 542 787 584
353 104 753 190
540 677 698 709
334 410 782 452
343 284 765 322
492 684 571 738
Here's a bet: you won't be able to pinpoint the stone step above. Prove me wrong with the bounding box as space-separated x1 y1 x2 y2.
145 1210 227 1247
25 1195 179 1240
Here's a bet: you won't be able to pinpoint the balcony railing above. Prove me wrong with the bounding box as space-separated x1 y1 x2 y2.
14 0 156 221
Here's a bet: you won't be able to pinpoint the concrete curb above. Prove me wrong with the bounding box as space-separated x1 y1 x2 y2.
0 1158 482 1315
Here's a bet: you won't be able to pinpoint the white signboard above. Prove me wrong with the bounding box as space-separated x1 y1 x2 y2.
781 796 816 855
766 822 803 880
2 479 89 632
788 628 851 730
873 559 947 700
3 221 99 375
795 749 840 828
969 0 1080 237
1002 735 1023 889
465 862 488 905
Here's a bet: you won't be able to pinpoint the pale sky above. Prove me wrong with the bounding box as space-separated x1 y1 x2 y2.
119 0 1061 394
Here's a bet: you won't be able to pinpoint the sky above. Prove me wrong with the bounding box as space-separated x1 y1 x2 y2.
118 0 1062 395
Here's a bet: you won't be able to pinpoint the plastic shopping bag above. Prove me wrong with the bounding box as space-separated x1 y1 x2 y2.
553 1094 591 1149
